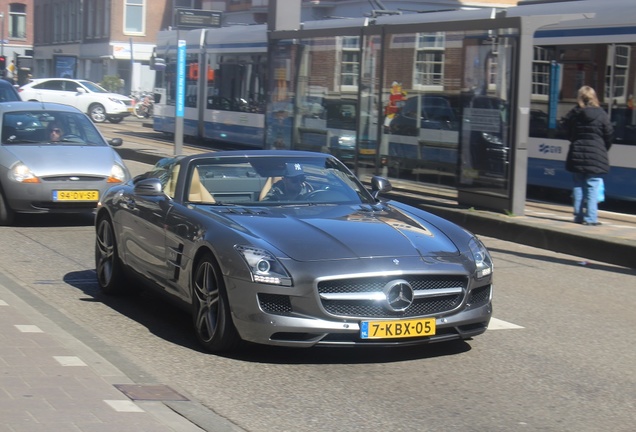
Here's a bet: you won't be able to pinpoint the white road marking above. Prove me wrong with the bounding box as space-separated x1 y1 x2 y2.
104 400 145 412
488 317 524 330
15 324 43 333
54 356 87 367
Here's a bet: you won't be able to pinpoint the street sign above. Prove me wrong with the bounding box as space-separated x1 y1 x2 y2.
175 9 222 30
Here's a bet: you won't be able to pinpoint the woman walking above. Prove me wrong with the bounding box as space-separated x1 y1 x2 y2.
562 85 613 226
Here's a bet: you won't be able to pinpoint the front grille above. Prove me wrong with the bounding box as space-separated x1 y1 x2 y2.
41 175 104 182
467 285 491 308
258 293 292 315
318 275 467 319
31 202 98 211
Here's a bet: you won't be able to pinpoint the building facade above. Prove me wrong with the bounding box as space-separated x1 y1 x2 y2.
0 0 34 83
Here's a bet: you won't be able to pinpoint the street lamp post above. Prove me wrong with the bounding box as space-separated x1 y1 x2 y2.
0 12 4 57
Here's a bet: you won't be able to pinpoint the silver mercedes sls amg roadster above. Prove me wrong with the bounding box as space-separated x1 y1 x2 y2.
95 150 493 353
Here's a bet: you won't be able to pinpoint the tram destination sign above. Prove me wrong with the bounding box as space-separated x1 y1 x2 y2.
175 9 222 30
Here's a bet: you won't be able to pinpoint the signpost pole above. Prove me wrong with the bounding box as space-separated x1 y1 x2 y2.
175 39 186 156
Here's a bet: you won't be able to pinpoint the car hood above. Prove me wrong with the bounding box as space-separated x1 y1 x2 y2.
103 93 132 102
5 145 121 176
210 204 460 261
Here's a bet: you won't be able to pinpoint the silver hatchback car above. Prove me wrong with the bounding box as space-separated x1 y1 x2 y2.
0 101 130 225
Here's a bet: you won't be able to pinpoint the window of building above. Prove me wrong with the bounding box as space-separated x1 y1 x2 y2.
8 3 26 39
414 32 445 91
340 36 359 91
124 0 145 35
605 44 630 104
532 46 551 100
487 39 499 91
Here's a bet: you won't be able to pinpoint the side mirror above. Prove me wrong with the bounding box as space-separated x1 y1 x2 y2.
371 175 392 199
108 137 123 147
133 178 164 196
76 87 87 94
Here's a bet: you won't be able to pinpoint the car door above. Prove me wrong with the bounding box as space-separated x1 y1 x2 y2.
116 183 172 287
31 80 66 104
59 80 85 111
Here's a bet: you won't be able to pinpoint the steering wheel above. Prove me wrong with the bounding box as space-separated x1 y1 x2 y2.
304 189 350 202
60 134 83 143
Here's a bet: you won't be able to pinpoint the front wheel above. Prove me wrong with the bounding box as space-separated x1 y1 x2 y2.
95 215 126 295
192 253 241 353
0 189 15 226
89 103 107 123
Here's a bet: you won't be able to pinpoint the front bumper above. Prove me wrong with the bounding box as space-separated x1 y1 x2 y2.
224 260 493 348
3 179 114 214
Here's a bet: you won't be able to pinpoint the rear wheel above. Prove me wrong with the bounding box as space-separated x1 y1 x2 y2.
192 253 241 353
89 103 107 123
0 189 15 226
95 215 126 294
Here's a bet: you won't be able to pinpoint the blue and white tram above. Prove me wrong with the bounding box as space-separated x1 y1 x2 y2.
525 0 636 201
152 0 636 202
153 25 268 147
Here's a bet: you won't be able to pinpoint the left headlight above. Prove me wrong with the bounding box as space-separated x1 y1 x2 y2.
107 164 127 183
469 237 493 279
235 245 292 286
108 97 126 105
8 162 40 183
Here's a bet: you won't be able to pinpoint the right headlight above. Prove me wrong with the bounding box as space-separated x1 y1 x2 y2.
469 237 493 279
234 245 292 286
9 162 40 183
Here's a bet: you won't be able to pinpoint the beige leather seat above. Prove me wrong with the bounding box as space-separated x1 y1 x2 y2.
164 164 180 198
188 167 216 203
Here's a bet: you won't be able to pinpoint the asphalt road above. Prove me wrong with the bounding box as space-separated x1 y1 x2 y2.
0 118 634 431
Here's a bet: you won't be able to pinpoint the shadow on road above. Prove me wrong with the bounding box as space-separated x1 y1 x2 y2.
63 269 473 365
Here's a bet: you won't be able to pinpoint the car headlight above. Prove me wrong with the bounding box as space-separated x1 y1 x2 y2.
108 97 125 105
8 162 40 183
235 245 292 286
107 164 127 183
469 237 493 279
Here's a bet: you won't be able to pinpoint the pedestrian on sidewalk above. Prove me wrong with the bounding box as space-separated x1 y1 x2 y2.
562 85 613 226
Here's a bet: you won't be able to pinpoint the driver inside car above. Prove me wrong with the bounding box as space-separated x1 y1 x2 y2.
262 162 312 201
47 122 65 142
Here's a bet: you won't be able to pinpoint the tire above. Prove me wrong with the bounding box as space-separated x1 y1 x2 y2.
108 116 123 124
95 215 126 295
0 188 15 226
192 253 241 353
88 103 107 123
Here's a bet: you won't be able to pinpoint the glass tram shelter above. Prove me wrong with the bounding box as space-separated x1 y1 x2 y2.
264 0 584 216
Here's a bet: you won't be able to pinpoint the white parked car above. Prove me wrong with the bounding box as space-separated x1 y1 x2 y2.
18 78 133 123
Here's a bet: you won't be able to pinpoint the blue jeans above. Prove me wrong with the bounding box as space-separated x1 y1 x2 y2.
572 173 602 224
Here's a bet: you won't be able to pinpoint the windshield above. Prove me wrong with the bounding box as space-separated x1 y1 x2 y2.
2 111 107 146
150 155 377 206
78 80 109 93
